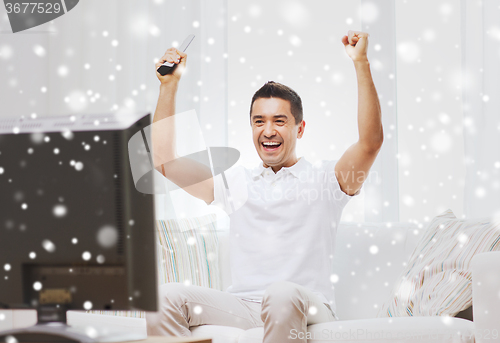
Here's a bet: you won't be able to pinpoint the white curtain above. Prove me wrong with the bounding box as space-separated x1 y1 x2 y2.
461 0 500 220
7 1 497 223
360 0 399 222
0 0 228 222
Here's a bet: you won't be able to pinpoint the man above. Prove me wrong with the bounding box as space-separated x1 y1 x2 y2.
147 30 383 342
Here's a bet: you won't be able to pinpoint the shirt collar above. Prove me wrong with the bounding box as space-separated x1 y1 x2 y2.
252 157 309 178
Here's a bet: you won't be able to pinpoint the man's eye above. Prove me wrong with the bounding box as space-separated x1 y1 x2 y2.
277 120 284 123
255 120 263 124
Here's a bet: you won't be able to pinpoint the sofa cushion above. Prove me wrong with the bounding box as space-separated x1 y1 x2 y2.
307 317 475 343
332 221 420 320
226 317 474 343
378 209 500 317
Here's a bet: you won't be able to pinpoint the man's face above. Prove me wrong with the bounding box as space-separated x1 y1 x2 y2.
250 97 305 171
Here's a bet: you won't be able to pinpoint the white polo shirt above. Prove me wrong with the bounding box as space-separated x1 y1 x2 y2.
210 157 360 314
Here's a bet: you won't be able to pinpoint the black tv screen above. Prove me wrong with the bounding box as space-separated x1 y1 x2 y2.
0 112 157 312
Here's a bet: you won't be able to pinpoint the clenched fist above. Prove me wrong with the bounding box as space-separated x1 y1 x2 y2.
155 47 187 84
342 30 369 62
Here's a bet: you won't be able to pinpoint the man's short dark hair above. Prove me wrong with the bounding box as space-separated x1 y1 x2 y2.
250 81 303 125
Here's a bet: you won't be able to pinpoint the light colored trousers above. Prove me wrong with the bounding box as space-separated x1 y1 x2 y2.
146 280 338 343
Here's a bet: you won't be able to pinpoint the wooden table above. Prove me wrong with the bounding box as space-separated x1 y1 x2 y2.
122 337 211 343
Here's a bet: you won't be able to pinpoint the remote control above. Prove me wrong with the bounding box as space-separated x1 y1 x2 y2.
157 34 195 76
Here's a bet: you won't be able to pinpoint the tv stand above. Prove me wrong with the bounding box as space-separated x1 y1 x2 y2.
0 322 146 342
0 306 146 342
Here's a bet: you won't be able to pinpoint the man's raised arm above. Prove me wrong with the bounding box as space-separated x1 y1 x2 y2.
152 47 214 205
335 30 384 196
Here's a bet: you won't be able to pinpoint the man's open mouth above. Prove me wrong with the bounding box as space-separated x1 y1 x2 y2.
261 141 282 151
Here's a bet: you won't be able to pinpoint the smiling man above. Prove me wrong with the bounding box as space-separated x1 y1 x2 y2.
147 30 384 343
252 92 303 171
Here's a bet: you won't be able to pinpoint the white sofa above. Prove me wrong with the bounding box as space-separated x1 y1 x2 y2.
2 221 497 343
187 221 481 343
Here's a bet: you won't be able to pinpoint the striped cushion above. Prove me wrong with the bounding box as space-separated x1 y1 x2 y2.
155 213 221 289
89 213 220 318
378 209 500 317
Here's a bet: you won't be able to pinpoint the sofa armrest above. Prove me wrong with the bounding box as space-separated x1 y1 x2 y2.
471 251 500 343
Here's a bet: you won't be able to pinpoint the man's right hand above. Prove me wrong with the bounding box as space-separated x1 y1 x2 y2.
155 47 187 84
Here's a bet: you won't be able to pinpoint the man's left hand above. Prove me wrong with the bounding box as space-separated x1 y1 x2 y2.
342 30 369 62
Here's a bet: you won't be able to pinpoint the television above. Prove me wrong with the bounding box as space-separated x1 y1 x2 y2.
0 112 157 342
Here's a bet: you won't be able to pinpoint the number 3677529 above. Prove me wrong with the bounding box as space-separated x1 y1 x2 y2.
5 2 62 14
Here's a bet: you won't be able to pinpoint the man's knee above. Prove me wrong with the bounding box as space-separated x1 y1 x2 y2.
158 282 189 308
262 281 302 305
146 282 193 336
261 281 304 324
